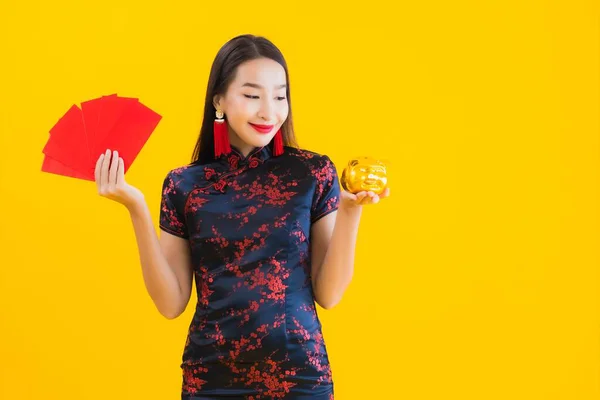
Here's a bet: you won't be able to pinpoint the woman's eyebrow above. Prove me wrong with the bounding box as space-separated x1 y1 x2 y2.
241 82 287 89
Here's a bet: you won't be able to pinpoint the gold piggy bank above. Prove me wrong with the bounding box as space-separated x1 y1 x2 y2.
340 157 388 195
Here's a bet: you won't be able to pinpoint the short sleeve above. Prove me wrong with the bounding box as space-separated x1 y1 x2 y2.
311 155 341 223
159 171 189 239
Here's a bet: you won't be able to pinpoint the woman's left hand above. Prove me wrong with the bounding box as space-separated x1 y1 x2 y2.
340 187 391 208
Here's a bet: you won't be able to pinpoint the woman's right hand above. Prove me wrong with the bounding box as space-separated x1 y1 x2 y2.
94 149 144 211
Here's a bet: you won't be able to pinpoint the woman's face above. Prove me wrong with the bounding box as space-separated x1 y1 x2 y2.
214 57 289 154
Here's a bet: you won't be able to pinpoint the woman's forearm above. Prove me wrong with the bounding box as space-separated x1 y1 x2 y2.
313 205 362 308
127 200 184 318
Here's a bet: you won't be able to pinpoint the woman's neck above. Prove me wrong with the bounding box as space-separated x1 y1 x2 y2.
228 132 255 158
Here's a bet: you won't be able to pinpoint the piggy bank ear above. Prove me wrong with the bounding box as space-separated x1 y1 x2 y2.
349 159 359 167
340 168 350 191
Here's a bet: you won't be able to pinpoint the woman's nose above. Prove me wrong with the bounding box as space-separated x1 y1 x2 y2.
257 99 276 121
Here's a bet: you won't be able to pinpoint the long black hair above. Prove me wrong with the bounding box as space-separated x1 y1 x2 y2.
191 34 298 164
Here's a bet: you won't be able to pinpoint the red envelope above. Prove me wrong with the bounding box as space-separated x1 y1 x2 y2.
41 94 162 182
92 94 138 159
81 94 113 160
42 154 89 180
93 99 162 176
42 103 92 179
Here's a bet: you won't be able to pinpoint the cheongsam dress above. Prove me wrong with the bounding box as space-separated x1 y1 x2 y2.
158 145 340 400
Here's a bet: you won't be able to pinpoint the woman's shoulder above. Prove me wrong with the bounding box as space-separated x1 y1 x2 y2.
160 161 209 192
163 162 199 180
283 146 334 169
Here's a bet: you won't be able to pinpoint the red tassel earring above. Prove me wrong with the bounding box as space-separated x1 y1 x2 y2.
214 109 231 158
273 129 284 156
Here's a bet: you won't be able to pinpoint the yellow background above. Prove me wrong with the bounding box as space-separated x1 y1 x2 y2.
1 1 598 399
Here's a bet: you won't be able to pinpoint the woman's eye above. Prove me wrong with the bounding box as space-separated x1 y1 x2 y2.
243 94 286 101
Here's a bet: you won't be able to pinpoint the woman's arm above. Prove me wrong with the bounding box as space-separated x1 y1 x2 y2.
95 149 193 320
128 201 193 319
310 206 361 309
310 189 390 309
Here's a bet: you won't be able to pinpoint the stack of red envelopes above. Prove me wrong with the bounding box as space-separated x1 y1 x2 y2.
42 93 162 181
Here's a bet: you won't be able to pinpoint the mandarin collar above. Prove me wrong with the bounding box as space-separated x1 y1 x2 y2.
219 145 272 170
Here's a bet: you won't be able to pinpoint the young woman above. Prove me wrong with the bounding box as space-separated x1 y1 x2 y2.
94 34 390 400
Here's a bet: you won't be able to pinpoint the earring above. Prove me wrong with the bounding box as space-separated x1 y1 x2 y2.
273 129 284 156
214 109 231 158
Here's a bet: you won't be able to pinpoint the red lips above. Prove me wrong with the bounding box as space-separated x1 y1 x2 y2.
249 123 274 134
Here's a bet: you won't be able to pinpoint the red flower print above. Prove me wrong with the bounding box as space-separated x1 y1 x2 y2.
204 167 216 180
249 158 260 168
214 179 227 192
182 365 208 394
228 154 240 169
186 196 209 213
